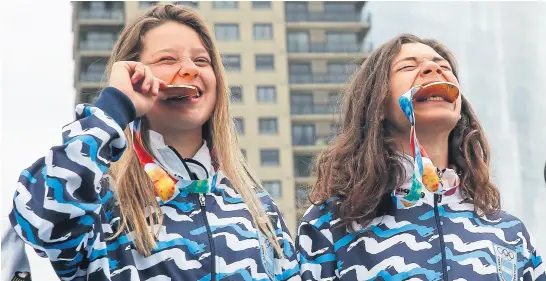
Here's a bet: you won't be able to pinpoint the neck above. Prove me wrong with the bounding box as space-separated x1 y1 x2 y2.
395 129 450 169
160 127 203 159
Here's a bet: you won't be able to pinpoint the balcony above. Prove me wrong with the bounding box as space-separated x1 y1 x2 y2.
78 9 124 25
285 11 370 31
292 133 332 154
80 72 104 83
288 42 368 60
288 43 360 53
296 184 312 222
289 73 350 84
80 9 123 20
290 102 339 122
79 40 115 57
291 103 337 115
293 156 316 189
286 11 360 22
79 71 104 89
78 90 101 104
294 155 313 177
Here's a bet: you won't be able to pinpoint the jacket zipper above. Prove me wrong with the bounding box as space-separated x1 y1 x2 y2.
434 193 448 280
200 194 216 281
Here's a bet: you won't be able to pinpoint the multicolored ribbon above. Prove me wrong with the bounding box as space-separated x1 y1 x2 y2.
129 118 217 202
397 87 460 207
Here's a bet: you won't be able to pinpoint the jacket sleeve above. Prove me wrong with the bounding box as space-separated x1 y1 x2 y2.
1 217 32 281
521 225 546 281
9 87 136 279
296 206 338 281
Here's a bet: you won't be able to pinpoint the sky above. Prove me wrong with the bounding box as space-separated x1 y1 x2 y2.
1 1 73 278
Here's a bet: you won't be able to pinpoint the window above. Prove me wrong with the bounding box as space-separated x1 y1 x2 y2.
323 2 354 13
289 62 312 83
80 61 106 82
285 2 308 21
294 155 313 177
328 62 357 83
234 118 244 135
263 181 282 198
215 24 239 40
325 32 358 52
328 62 357 74
257 86 276 103
292 124 315 145
329 123 339 137
213 1 238 9
139 1 158 8
259 118 278 135
289 62 311 74
252 1 271 9
81 1 123 16
295 183 311 208
222 54 241 71
326 32 357 45
81 32 117 51
260 149 279 166
285 2 307 12
255 54 274 70
328 93 340 112
290 93 313 114
287 31 309 52
230 85 243 103
81 89 100 104
174 1 199 8
253 24 273 40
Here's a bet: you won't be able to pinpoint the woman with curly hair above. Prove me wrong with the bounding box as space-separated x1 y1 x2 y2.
296 34 545 281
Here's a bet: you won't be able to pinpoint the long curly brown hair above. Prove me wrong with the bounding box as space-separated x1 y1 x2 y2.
310 34 501 226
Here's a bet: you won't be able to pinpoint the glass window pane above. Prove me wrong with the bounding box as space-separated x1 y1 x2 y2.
263 180 282 198
215 24 239 40
230 85 243 103
259 118 278 135
260 149 279 166
257 86 276 103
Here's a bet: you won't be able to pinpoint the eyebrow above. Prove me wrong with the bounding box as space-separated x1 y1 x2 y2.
152 47 209 57
393 56 447 67
152 48 177 56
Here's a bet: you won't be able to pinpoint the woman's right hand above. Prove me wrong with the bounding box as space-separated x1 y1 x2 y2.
108 61 167 117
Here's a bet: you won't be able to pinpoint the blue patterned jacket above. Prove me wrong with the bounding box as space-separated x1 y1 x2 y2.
10 87 301 281
296 158 545 281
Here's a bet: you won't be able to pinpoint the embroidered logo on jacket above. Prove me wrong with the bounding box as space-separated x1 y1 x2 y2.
258 231 275 280
493 243 517 281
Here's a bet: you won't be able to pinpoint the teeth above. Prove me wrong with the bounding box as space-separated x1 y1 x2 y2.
166 92 202 101
425 96 444 101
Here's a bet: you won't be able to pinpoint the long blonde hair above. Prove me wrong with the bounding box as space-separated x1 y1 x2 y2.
104 4 282 257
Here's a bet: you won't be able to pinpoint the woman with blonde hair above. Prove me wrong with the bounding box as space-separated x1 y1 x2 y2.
296 34 545 281
10 5 300 281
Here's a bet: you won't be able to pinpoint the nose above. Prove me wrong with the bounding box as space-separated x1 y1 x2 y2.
178 63 199 81
419 60 443 77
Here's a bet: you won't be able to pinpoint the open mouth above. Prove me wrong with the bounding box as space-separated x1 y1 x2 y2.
161 85 202 101
412 82 459 103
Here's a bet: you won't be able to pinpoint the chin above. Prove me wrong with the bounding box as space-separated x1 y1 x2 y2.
174 118 208 130
415 115 459 133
